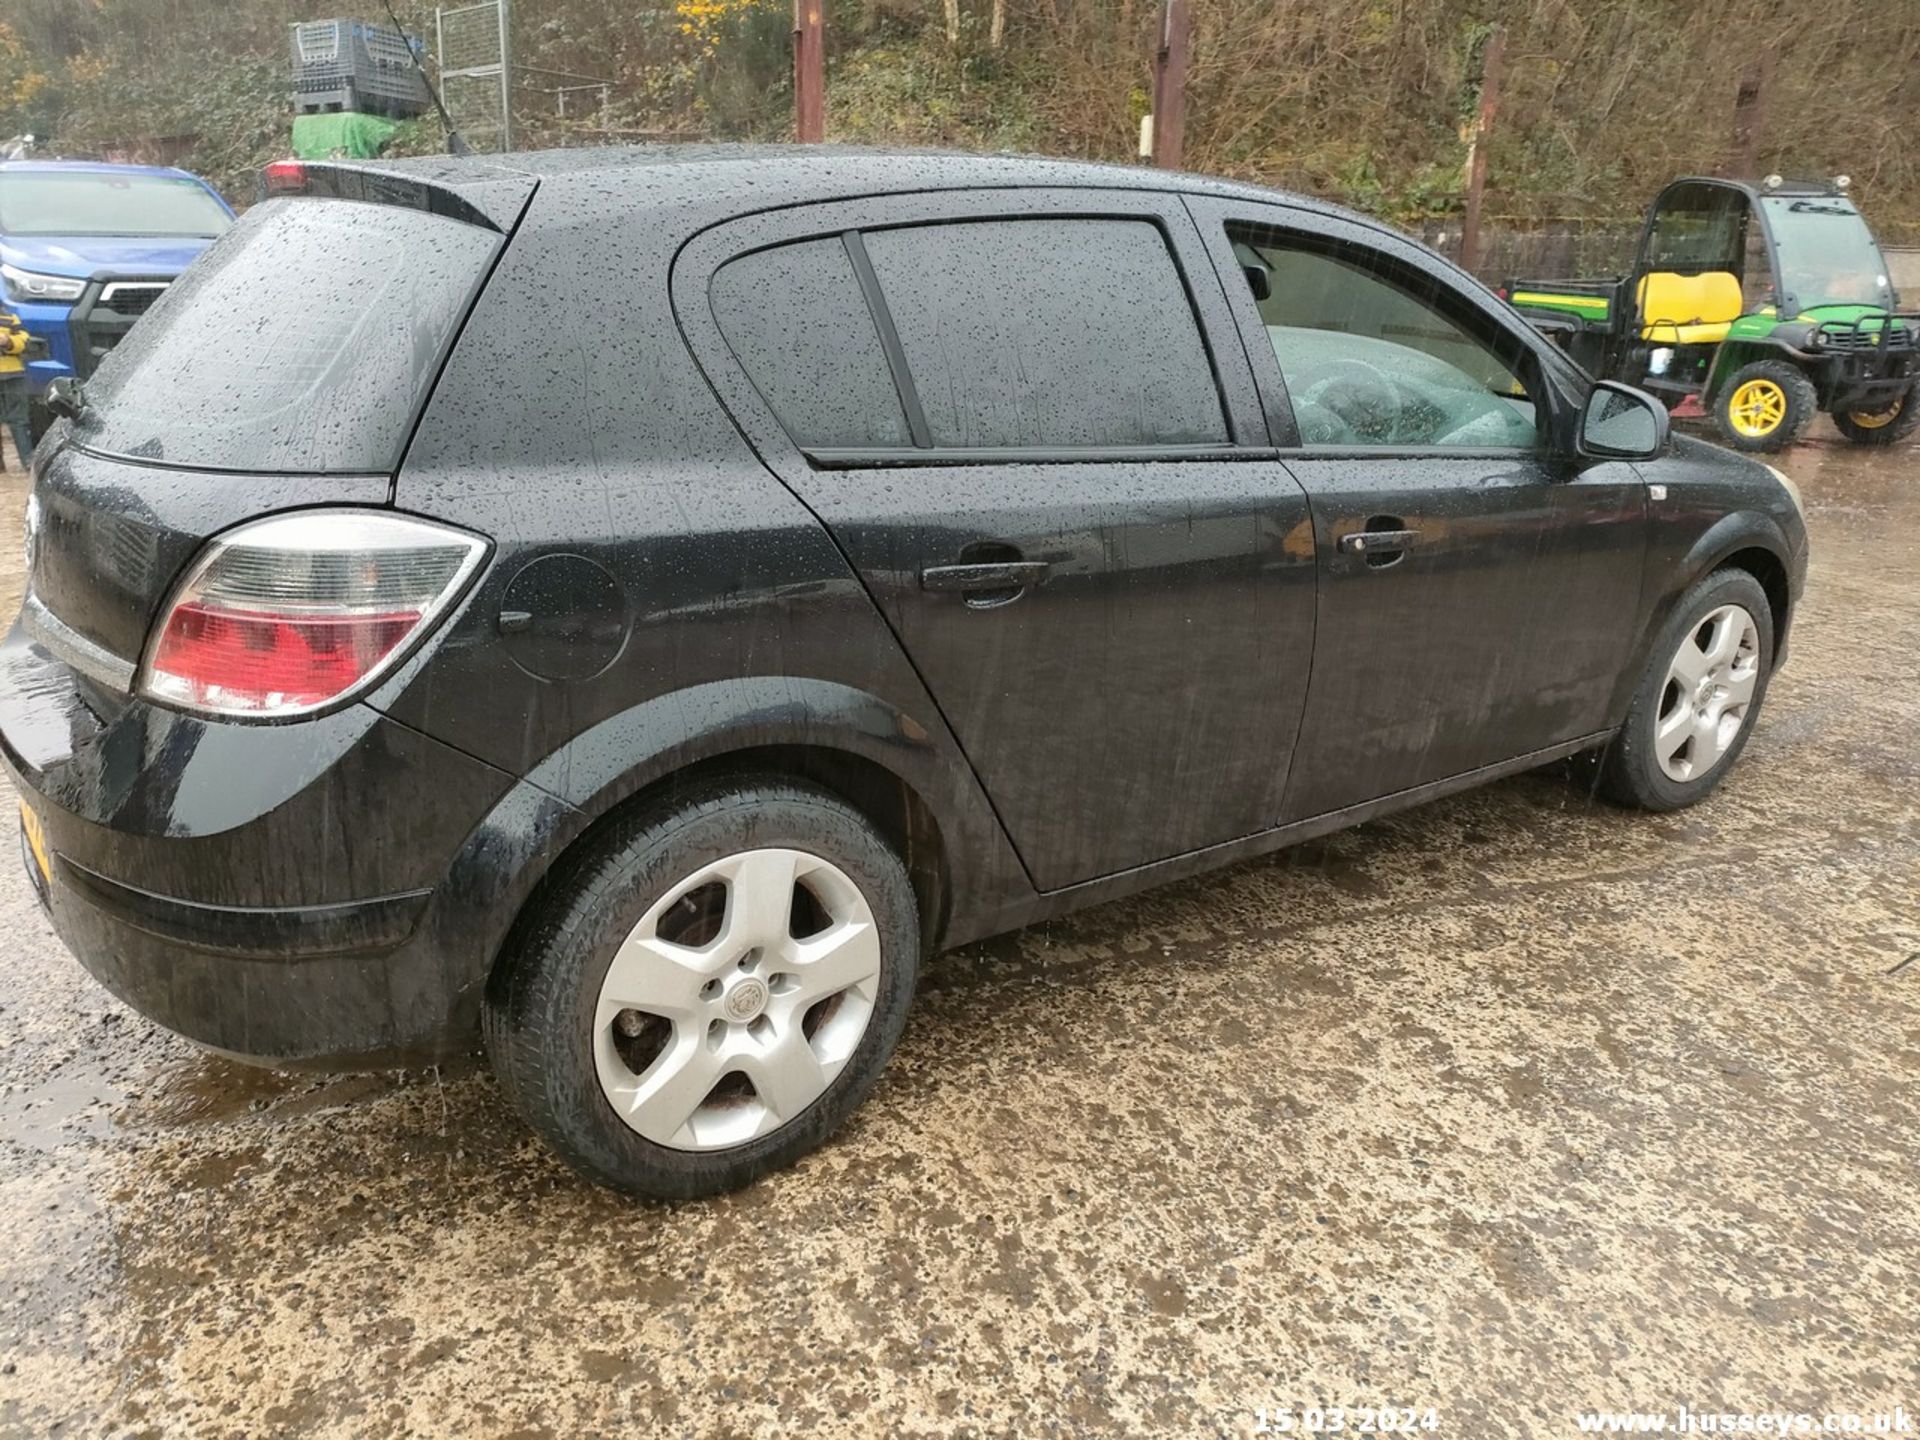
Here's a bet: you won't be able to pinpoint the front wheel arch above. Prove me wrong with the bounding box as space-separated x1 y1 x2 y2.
1610 517 1796 722
1714 545 1792 660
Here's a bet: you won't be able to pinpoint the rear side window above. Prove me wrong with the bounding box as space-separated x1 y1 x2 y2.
861 218 1227 449
75 198 498 473
711 237 910 449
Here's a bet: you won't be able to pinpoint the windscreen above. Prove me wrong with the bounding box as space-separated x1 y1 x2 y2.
72 197 499 473
1645 185 1746 272
0 170 232 238
1760 196 1893 309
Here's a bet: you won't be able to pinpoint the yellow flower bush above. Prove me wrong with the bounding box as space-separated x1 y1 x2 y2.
676 0 783 57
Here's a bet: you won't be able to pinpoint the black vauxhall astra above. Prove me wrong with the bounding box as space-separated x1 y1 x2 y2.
1 147 1808 1197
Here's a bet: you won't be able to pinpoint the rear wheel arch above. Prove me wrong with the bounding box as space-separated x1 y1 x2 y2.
487 739 953 1011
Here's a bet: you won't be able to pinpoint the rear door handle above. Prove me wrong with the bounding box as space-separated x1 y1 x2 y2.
1337 529 1422 556
920 560 1051 593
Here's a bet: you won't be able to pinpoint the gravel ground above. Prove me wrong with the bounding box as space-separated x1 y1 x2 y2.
0 425 1915 1438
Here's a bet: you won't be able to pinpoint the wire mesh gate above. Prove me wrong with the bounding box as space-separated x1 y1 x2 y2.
436 0 511 151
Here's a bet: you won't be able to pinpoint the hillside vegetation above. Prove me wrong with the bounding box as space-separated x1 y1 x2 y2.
1 0 1915 241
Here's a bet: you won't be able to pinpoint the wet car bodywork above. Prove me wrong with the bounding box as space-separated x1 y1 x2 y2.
0 147 1808 1068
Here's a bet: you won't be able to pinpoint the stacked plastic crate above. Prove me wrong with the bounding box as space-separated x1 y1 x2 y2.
290 19 430 119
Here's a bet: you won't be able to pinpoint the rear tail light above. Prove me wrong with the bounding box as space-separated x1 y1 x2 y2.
140 511 487 718
262 159 307 195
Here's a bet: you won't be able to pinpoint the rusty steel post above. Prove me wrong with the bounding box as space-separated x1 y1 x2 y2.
1458 25 1505 274
1725 57 1771 178
794 0 825 143
1149 0 1188 170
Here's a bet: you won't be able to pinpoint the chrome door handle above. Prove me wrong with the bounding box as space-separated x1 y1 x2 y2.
920 560 1051 593
1337 529 1422 556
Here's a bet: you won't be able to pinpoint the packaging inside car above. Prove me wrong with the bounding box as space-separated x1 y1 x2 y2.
0 147 1808 1198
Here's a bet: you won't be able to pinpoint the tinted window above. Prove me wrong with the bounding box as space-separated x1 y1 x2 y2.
76 198 497 472
1232 231 1539 449
862 219 1227 449
711 238 910 449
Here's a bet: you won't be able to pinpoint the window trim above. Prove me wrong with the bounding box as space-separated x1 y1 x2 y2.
806 442 1258 469
840 228 933 448
674 188 1270 476
1184 195 1579 460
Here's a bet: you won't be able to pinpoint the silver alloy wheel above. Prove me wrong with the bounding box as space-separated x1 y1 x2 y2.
1655 603 1761 782
593 848 882 1151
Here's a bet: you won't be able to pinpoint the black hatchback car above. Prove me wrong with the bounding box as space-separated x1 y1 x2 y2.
2 148 1807 1198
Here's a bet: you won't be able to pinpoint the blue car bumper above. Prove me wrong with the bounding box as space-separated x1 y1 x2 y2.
10 299 77 394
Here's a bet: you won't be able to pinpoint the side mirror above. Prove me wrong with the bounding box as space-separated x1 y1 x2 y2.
1241 262 1271 303
45 375 86 422
1578 380 1668 461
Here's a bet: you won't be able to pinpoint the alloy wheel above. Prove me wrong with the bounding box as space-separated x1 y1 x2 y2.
1654 604 1761 782
593 848 881 1150
1728 379 1786 439
1845 396 1903 429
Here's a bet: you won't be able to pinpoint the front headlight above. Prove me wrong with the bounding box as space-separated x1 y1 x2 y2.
0 262 85 304
1765 463 1806 522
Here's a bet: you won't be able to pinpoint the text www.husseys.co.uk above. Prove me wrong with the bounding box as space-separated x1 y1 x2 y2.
1575 1407 1912 1434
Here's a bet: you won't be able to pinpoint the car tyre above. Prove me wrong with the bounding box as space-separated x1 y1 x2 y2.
1831 380 1919 446
484 776 920 1200
1713 360 1816 452
1598 568 1775 812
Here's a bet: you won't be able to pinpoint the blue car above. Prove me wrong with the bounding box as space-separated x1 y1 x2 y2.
0 159 233 434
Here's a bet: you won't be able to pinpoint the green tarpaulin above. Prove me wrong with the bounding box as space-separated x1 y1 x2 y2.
291 111 402 160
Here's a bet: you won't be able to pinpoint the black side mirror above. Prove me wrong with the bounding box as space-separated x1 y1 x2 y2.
1578 380 1668 461
45 375 86 422
1241 262 1271 303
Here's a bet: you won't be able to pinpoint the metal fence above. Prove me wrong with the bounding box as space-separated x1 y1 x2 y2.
436 0 510 150
1416 219 1643 285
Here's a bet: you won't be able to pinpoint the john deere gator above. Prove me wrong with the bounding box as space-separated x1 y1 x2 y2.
1506 177 1918 452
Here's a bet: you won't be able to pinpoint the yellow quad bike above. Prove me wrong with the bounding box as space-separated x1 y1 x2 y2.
1506 176 1918 452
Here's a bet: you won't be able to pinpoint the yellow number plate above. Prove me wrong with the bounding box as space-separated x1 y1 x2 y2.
19 799 50 887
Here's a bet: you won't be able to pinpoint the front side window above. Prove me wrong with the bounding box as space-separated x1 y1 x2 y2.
1232 231 1540 449
861 218 1228 449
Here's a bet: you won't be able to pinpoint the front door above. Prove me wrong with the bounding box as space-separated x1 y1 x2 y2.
677 190 1318 891
1189 199 1647 821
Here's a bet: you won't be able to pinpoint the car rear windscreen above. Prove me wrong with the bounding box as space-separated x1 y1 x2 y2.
72 197 499 474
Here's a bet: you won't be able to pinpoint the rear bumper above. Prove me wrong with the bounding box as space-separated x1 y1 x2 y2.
32 857 446 1067
0 622 578 1067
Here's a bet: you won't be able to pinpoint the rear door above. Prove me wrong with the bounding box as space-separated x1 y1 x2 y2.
1186 197 1647 821
675 189 1317 891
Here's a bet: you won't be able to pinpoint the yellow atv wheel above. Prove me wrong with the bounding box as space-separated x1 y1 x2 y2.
1713 360 1815 453
1832 383 1920 445
1729 380 1787 436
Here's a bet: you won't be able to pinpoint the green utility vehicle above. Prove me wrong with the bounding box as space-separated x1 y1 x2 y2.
1506 177 1917 451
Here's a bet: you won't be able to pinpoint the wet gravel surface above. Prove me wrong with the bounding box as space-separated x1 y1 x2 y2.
0 426 1915 1437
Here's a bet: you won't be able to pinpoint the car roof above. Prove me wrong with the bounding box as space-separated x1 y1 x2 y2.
1658 174 1849 204
353 142 1362 225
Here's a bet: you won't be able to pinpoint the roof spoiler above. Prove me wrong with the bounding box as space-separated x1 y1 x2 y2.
258 158 534 233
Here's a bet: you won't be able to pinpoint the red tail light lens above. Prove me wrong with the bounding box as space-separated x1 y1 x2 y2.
262 159 307 194
140 512 487 718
